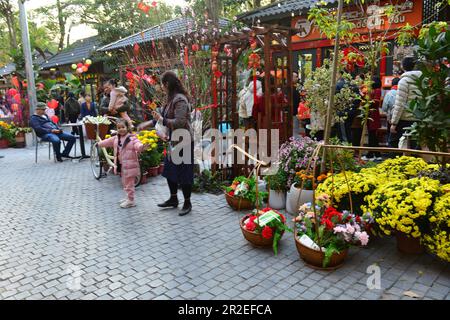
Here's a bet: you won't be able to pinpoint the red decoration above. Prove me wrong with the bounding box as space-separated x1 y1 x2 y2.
11 103 19 112
126 71 134 80
248 53 261 69
77 63 83 68
13 93 21 103
133 43 140 57
137 2 150 14
22 80 28 88
151 1 157 6
191 43 199 52
81 66 88 72
37 83 45 90
51 115 59 124
11 76 20 89
47 99 59 109
214 70 223 78
7 88 17 96
184 46 189 66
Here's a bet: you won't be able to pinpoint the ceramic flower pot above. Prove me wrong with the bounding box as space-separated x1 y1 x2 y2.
25 132 33 148
158 163 164 174
147 166 160 177
294 234 348 270
396 232 424 254
268 190 286 210
14 132 25 148
286 183 314 214
224 193 254 211
0 138 9 149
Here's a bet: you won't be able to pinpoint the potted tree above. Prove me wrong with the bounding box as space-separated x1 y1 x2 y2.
265 170 287 210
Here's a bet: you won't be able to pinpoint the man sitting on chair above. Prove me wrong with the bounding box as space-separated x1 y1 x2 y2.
30 102 76 162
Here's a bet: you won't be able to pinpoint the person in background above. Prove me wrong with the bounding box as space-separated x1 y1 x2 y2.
64 92 81 135
381 77 400 148
292 71 301 138
390 57 422 149
80 94 97 119
297 90 310 137
30 102 76 162
362 76 382 161
78 91 86 106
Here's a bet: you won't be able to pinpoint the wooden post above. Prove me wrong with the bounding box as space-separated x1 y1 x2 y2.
321 0 344 172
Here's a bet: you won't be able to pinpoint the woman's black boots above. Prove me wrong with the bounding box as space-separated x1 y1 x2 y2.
157 194 179 208
179 199 192 216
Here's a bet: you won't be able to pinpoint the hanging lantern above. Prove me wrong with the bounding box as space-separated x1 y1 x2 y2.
77 63 83 68
82 66 88 72
71 64 77 70
13 93 21 103
85 59 92 66
51 115 59 124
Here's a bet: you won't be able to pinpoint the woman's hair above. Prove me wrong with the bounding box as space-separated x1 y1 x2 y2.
107 79 118 87
391 77 400 86
116 118 131 132
161 71 188 100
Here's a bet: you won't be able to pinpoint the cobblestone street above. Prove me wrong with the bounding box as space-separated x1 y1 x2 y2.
0 144 449 300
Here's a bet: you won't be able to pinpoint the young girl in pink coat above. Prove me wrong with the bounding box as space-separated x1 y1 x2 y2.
98 119 149 208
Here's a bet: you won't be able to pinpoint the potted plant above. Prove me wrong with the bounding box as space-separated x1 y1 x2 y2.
137 130 161 177
0 121 14 148
11 125 32 148
286 170 328 214
265 170 288 210
224 176 266 210
241 207 292 255
365 177 441 254
294 194 369 269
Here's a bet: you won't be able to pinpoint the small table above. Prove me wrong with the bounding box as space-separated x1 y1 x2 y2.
60 122 90 159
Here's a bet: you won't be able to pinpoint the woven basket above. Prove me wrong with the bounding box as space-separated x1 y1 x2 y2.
240 215 274 247
294 232 348 270
225 193 254 211
85 123 109 140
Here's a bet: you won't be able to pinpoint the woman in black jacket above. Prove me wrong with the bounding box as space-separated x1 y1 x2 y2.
138 71 193 216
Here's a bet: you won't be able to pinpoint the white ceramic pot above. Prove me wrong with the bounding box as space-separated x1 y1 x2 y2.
286 183 314 214
25 132 34 148
268 190 286 210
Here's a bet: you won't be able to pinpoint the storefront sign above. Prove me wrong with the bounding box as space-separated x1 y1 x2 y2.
292 0 422 43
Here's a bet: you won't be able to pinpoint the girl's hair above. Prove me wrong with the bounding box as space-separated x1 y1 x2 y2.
371 76 382 89
107 79 118 87
161 71 189 100
116 118 131 133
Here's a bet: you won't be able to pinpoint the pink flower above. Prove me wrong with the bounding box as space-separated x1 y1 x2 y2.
356 231 369 246
346 223 355 234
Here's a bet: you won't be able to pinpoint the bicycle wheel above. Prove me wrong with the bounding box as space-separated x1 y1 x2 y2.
90 142 103 180
134 170 142 188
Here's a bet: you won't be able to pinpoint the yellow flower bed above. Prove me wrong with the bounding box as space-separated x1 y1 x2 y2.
364 177 441 238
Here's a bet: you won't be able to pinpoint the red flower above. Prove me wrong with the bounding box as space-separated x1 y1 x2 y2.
323 219 334 231
277 213 286 224
245 221 256 232
356 216 361 223
262 226 273 239
228 190 235 197
262 207 272 213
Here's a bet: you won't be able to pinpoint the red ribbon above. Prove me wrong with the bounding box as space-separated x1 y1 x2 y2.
195 104 218 111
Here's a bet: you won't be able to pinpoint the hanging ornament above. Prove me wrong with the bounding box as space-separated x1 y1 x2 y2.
47 99 59 109
250 38 257 50
133 43 140 57
137 2 150 14
37 83 45 90
126 71 135 80
140 31 145 40
77 63 83 68
22 80 27 88
11 76 20 89
51 115 59 124
82 66 88 72
77 67 83 74
13 93 21 103
85 59 92 66
191 43 199 52
71 64 77 70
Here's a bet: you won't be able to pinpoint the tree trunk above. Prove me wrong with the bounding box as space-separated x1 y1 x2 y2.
0 0 18 49
205 0 219 27
57 0 66 51
66 22 73 47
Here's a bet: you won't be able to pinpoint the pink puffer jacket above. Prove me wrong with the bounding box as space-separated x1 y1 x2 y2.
98 133 144 178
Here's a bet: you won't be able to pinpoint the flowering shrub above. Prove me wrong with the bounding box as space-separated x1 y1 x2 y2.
243 207 292 255
294 194 369 267
294 170 328 190
137 130 161 168
278 136 318 189
0 121 15 144
316 156 429 214
225 176 267 205
423 187 450 262
364 177 441 238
